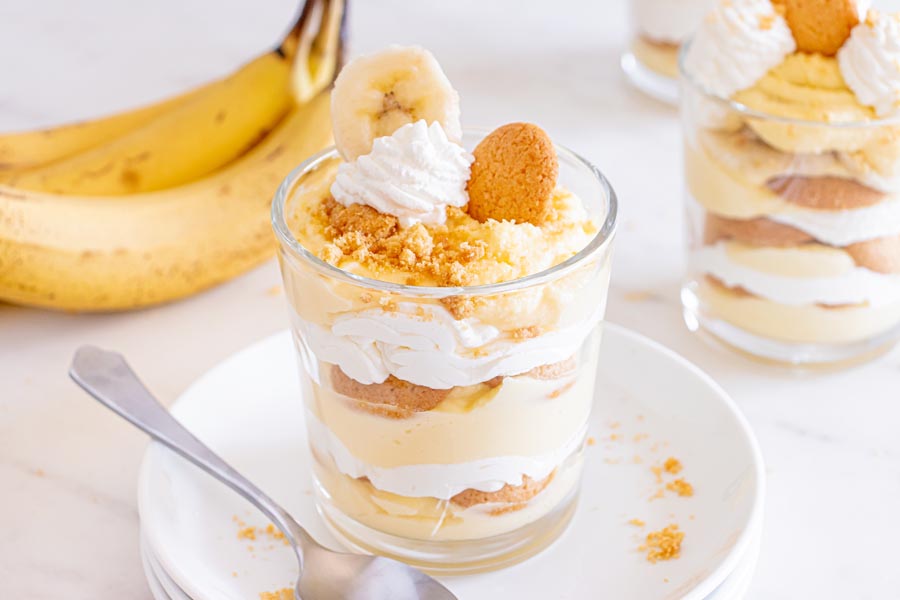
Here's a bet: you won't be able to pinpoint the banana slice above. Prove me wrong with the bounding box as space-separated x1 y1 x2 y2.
331 45 461 160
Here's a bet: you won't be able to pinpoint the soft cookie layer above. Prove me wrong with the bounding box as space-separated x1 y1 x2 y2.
766 175 885 210
704 213 814 247
846 235 900 274
451 473 554 508
330 365 450 418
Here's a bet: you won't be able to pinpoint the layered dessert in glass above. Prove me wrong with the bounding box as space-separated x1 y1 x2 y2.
623 0 714 103
272 47 616 571
681 0 900 364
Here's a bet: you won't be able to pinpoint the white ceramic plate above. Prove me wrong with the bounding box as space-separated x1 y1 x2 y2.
139 324 765 600
706 526 761 600
140 521 762 600
141 534 175 600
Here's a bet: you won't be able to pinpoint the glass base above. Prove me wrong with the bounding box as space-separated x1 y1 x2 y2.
620 52 678 106
313 477 580 575
681 282 900 368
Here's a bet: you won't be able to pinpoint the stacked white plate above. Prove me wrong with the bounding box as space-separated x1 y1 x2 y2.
137 324 765 600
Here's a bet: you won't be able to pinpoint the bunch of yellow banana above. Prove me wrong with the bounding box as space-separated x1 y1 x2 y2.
0 0 345 311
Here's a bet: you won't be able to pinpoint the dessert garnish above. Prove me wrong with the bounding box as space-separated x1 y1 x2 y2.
466 122 559 225
781 0 864 55
330 45 461 161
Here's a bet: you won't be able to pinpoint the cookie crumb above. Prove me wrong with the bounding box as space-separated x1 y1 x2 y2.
663 457 683 475
628 518 646 527
640 524 684 563
512 325 542 340
623 290 657 303
259 588 293 600
666 478 694 497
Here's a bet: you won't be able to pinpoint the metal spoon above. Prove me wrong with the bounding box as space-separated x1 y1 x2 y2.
70 346 457 600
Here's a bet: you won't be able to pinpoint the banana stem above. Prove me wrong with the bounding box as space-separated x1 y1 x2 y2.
280 0 347 75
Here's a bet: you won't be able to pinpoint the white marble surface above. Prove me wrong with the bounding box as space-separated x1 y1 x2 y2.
1 1 899 598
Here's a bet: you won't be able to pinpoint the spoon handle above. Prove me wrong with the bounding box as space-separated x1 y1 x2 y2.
69 345 314 555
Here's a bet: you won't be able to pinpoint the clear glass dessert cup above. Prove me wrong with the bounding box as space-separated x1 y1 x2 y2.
679 49 900 366
621 0 712 105
272 132 617 574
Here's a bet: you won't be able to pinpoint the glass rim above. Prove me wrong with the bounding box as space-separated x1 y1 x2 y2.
677 39 900 128
271 130 618 298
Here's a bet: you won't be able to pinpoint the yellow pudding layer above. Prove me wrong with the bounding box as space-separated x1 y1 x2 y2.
723 242 856 278
309 367 595 469
632 37 680 80
699 279 900 343
314 452 582 541
685 140 793 219
732 54 895 153
734 54 873 123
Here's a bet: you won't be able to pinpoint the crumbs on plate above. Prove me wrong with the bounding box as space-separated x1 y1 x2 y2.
663 457 682 475
639 524 684 563
650 456 694 500
666 478 694 497
259 588 293 600
233 516 290 547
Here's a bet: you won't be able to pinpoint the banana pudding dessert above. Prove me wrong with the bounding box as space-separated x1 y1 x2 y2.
272 47 616 570
631 0 715 79
681 0 900 362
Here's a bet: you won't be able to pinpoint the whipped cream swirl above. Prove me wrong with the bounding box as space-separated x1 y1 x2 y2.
683 0 796 98
330 120 474 227
296 301 604 389
838 14 900 117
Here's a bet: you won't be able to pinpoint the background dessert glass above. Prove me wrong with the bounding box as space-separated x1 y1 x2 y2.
272 132 617 574
680 50 900 365
621 0 713 105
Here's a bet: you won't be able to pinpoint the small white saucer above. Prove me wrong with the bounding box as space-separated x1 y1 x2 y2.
138 324 765 600
140 522 762 600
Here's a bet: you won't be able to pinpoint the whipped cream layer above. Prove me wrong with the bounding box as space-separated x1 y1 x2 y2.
632 0 714 43
308 410 585 499
331 120 474 227
297 299 605 389
839 13 900 117
769 200 900 247
694 241 900 306
683 0 795 98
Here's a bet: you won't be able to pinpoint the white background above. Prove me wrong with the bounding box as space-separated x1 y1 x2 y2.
2 1 899 598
